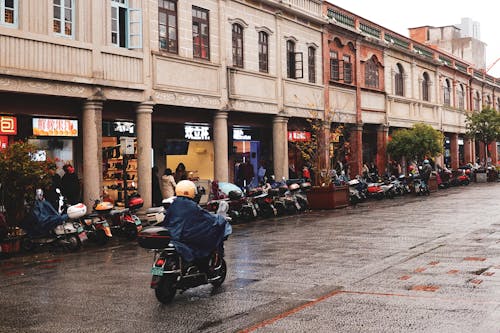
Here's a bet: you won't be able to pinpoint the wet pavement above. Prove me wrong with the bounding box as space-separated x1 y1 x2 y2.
1 183 500 333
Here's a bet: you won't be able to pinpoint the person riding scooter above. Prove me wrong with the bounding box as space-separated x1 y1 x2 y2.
161 180 231 263
421 159 433 186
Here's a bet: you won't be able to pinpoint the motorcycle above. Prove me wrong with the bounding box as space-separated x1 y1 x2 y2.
137 201 231 304
21 189 88 252
348 178 366 204
413 175 430 196
93 194 143 240
246 187 277 219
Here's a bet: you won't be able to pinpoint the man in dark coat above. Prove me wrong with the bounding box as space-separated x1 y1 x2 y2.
44 164 62 211
61 164 80 205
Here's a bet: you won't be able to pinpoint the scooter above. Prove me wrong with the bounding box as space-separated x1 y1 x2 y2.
21 189 88 252
137 201 231 304
93 194 143 240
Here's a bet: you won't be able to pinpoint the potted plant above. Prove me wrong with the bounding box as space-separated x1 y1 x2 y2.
290 116 349 209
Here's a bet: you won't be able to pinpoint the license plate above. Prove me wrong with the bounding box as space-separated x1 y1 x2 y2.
78 231 88 242
151 266 164 276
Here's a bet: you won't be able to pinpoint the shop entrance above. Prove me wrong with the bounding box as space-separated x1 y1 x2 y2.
232 140 260 187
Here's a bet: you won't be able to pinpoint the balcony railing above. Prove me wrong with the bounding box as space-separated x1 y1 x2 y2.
275 0 322 18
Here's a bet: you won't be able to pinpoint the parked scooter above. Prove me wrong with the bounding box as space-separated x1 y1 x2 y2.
348 178 366 204
137 200 231 304
93 194 143 240
412 174 430 196
21 189 87 252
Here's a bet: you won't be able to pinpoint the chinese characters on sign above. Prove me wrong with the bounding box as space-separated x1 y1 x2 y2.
0 116 17 135
184 125 210 141
33 118 78 137
287 131 311 142
233 128 252 141
114 122 135 134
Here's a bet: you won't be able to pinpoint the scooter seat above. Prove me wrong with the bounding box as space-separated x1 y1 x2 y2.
146 207 164 214
110 208 129 216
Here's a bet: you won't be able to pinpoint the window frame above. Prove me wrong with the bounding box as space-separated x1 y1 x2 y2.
365 58 379 89
53 0 75 38
330 51 339 81
394 64 404 96
443 79 451 106
192 6 210 60
286 40 295 79
343 54 352 84
421 72 429 101
1 0 18 27
111 0 127 47
258 31 268 73
158 0 178 54
474 92 480 111
457 84 465 110
308 47 316 83
232 23 244 68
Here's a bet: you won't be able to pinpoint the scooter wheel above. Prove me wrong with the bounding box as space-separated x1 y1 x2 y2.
65 235 81 252
210 258 227 288
95 229 109 246
155 276 177 304
124 224 138 240
21 238 35 252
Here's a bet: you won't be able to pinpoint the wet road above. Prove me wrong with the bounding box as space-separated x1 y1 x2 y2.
1 183 500 333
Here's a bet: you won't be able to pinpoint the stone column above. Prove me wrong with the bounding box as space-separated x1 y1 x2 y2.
449 133 459 169
489 141 498 166
136 101 154 209
273 115 288 180
464 138 473 164
82 97 104 210
214 111 229 182
376 125 389 175
348 125 363 179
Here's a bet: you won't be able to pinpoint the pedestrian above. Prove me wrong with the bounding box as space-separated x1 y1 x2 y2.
302 166 311 181
257 160 267 184
174 162 188 183
61 164 80 205
161 168 177 200
152 166 162 207
44 162 62 211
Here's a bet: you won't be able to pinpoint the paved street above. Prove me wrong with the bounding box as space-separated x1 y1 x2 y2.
1 183 500 333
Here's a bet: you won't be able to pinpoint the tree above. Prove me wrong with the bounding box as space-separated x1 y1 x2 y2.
0 141 51 226
465 107 500 167
387 123 444 163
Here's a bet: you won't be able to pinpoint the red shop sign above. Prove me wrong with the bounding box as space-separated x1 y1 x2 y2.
288 131 311 142
0 136 8 149
0 116 17 135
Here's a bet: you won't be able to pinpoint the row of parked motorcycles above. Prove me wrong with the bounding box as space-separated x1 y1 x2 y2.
20 188 144 252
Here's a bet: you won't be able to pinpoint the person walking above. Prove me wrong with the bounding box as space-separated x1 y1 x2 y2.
152 166 162 207
161 168 177 200
174 162 188 183
61 164 80 205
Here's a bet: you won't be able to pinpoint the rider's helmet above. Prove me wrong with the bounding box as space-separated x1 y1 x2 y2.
175 180 197 199
423 159 430 164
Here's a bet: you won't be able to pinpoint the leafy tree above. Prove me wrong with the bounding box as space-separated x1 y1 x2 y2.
0 141 51 226
387 123 444 163
465 107 500 167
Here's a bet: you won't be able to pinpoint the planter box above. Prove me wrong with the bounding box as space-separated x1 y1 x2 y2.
306 185 349 210
476 172 487 183
428 176 438 192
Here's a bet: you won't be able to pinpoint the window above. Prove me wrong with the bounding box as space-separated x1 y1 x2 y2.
286 40 303 79
365 58 379 88
258 31 268 73
111 0 142 48
457 84 465 109
232 23 243 68
422 72 430 101
159 0 177 53
330 51 339 81
1 0 17 26
53 0 74 37
486 95 492 108
496 97 500 111
394 63 404 96
474 91 480 111
192 6 209 60
308 47 315 83
343 55 352 84
443 79 451 106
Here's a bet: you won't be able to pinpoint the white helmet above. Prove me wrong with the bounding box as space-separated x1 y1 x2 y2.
175 180 197 199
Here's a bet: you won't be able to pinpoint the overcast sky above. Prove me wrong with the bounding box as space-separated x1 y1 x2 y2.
329 0 500 77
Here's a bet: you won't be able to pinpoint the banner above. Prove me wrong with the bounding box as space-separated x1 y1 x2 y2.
288 131 311 142
0 116 17 135
33 118 78 137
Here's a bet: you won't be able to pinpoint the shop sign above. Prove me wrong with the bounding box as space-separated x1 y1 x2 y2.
114 121 135 134
32 118 78 137
0 116 17 135
288 131 311 142
184 125 210 141
0 136 8 149
233 128 252 141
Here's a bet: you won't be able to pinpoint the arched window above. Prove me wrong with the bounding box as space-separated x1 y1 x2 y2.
232 23 243 68
394 63 404 96
474 91 481 111
443 79 451 106
286 40 295 78
486 95 492 108
496 97 500 111
308 47 316 83
365 57 379 88
422 72 430 101
258 31 268 73
457 84 465 110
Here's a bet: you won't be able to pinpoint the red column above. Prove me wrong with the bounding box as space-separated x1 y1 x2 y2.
449 133 459 169
348 125 363 178
463 138 473 164
376 125 388 175
489 141 498 166
478 142 486 166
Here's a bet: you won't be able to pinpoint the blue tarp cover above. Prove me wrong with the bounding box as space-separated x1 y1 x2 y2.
21 200 67 236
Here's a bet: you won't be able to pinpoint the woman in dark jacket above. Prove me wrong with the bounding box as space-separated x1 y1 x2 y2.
61 164 81 205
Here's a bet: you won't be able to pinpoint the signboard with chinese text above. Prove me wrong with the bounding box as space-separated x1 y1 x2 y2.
0 116 17 135
33 118 78 137
184 125 210 141
0 136 8 149
233 128 252 141
287 131 311 142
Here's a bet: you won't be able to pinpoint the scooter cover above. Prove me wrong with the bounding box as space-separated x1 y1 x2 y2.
162 196 231 262
22 200 68 236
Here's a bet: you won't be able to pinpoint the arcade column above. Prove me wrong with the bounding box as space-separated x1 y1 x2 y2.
349 125 363 179
449 133 459 169
213 111 229 182
376 125 389 174
136 101 154 209
273 115 289 180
